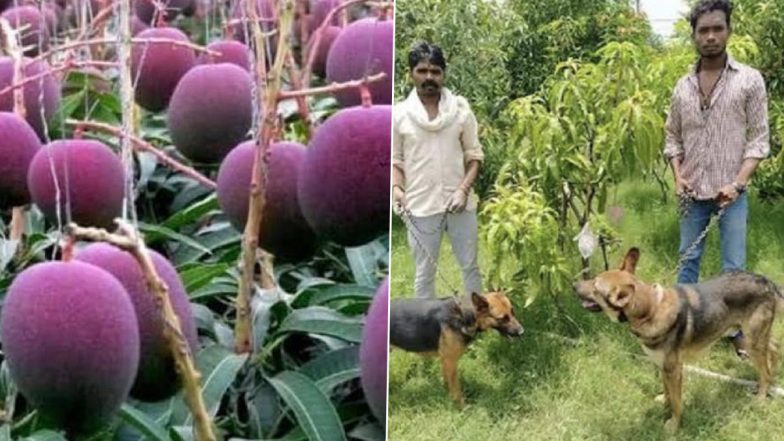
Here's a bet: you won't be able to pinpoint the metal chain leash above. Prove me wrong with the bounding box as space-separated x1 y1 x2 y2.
671 192 728 277
403 207 448 236
397 207 461 297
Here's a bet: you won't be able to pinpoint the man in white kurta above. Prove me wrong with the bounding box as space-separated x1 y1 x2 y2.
392 42 484 299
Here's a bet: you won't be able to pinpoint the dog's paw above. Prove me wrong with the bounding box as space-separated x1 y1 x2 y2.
755 389 770 401
664 417 680 435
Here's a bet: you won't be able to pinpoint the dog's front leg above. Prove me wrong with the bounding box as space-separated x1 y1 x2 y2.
655 370 670 408
439 331 465 408
662 356 683 434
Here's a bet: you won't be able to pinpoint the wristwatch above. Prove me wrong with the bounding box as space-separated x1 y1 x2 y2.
732 181 747 194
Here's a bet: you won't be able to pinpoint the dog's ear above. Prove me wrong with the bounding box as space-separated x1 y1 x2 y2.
471 292 489 313
620 248 640 274
608 283 635 308
448 298 463 315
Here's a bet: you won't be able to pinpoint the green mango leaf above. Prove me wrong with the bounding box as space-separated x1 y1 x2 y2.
19 431 67 441
179 263 230 293
344 244 379 288
118 404 172 441
276 307 364 343
137 222 213 255
267 371 347 441
299 346 360 393
162 195 219 231
174 223 241 265
292 284 375 308
184 347 248 426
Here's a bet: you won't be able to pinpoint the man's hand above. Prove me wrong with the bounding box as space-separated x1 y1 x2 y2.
446 188 468 213
716 183 740 208
674 175 693 196
393 185 406 216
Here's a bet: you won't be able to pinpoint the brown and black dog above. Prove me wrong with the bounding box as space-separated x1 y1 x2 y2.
574 247 783 433
390 291 524 407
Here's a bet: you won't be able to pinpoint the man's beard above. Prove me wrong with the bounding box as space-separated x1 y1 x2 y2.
699 44 726 59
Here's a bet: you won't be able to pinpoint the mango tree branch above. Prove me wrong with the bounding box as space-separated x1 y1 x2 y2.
234 0 295 354
1 18 27 243
278 72 386 99
119 0 136 223
66 220 216 441
65 120 217 190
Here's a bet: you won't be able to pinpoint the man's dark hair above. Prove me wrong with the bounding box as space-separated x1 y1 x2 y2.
408 42 446 71
689 0 733 31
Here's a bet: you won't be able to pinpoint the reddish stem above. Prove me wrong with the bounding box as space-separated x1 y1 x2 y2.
360 83 373 107
74 4 115 42
285 52 312 137
278 72 386 99
67 120 217 190
0 60 118 100
10 207 25 242
296 0 309 45
60 236 75 262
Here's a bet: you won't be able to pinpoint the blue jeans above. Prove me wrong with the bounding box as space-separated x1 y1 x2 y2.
677 192 748 284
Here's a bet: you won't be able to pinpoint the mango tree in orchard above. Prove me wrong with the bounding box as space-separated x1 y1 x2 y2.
482 42 664 305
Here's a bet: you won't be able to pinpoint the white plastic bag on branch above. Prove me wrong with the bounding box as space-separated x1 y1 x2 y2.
574 222 598 259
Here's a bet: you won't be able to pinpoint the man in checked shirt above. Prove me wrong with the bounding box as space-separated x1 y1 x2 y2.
664 0 770 356
392 42 484 299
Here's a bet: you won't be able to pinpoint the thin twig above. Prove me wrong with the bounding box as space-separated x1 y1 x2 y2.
72 4 115 47
278 72 386 99
34 37 219 62
119 0 136 223
285 52 312 138
302 0 368 87
0 60 118 100
66 220 216 441
65 119 217 190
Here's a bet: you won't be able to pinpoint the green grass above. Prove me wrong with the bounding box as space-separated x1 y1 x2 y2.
389 180 784 441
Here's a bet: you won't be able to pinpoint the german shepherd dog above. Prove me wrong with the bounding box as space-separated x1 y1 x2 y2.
390 292 524 407
574 248 783 433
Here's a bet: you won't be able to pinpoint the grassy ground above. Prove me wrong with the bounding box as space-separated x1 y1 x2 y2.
388 180 784 441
